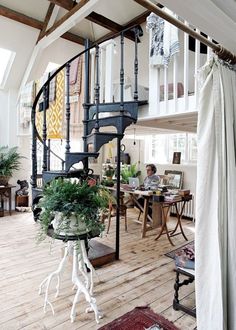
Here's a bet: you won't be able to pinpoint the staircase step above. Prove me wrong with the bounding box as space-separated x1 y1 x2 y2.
87 101 139 120
65 152 99 171
86 114 136 135
42 166 96 184
42 170 71 184
86 132 123 153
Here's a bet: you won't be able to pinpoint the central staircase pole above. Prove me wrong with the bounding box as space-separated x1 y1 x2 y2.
115 137 121 260
42 85 48 172
83 39 91 171
65 63 71 156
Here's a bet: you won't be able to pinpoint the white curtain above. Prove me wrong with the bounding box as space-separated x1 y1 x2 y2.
196 58 236 330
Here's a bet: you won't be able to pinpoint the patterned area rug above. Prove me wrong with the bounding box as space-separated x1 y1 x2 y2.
164 241 194 259
98 306 179 330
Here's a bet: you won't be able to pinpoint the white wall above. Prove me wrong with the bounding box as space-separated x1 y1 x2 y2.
112 23 150 88
29 38 84 81
121 137 197 209
0 88 28 209
0 89 18 146
0 17 39 90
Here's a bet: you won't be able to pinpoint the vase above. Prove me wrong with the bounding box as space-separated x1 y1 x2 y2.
0 176 10 186
52 212 88 236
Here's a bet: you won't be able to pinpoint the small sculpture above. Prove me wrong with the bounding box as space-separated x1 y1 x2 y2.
16 179 29 196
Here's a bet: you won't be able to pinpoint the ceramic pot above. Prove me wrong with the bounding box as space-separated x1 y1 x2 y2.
52 212 88 236
0 176 10 186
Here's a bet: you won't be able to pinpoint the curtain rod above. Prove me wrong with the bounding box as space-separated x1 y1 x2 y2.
134 0 236 64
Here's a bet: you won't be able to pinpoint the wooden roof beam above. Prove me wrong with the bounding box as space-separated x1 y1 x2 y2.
37 3 56 42
0 4 43 29
0 4 84 45
86 11 136 41
48 0 75 11
94 10 150 44
44 0 90 38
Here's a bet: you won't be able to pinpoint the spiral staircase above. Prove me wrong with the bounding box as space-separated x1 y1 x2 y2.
31 26 145 263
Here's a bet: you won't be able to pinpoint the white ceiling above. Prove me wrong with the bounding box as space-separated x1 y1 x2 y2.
137 111 198 133
0 0 235 133
161 0 236 53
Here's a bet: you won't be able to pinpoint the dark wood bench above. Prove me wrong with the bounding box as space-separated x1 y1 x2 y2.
173 267 196 318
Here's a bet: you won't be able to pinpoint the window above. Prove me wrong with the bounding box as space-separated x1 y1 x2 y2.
145 133 197 164
45 62 60 74
0 47 16 89
188 134 197 161
168 133 186 162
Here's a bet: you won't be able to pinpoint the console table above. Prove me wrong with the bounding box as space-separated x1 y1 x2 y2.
0 185 15 215
153 195 192 246
173 267 196 317
39 230 102 323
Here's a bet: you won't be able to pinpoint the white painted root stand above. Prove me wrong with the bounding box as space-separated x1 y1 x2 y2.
39 240 102 323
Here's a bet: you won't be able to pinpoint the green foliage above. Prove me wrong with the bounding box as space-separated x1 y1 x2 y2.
38 178 111 240
104 165 115 178
120 164 141 184
0 146 23 177
101 179 114 187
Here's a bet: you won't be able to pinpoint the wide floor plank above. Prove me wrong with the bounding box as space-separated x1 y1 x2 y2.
0 210 196 330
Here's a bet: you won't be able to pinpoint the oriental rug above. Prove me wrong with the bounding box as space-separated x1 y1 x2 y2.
98 306 179 330
164 241 194 260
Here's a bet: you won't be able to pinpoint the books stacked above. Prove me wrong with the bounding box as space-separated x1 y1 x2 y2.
178 189 190 196
164 194 182 202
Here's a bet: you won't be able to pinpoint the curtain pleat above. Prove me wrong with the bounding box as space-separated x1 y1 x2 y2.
196 59 236 330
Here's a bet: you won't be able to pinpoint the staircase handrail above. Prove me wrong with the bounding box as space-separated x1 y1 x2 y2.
31 24 141 178
32 23 141 115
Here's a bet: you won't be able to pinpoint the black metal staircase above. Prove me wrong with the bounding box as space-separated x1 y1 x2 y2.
31 26 144 260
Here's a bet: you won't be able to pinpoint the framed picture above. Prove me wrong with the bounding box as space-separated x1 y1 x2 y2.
164 170 184 189
172 152 181 164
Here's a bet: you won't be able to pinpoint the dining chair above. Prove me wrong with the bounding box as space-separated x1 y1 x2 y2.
106 202 128 234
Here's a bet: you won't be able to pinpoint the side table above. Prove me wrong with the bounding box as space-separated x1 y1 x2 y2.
173 267 196 317
39 230 102 323
0 185 15 215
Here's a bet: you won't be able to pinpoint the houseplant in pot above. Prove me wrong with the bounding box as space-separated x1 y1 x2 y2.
0 146 23 186
120 163 141 184
104 165 115 181
38 178 111 241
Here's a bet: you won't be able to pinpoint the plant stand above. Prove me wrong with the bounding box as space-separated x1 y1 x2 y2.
39 233 102 323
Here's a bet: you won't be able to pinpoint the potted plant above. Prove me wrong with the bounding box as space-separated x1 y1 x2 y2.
120 163 141 184
104 165 115 180
0 146 23 186
38 178 111 241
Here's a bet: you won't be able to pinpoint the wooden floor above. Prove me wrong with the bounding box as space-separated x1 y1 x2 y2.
0 209 196 330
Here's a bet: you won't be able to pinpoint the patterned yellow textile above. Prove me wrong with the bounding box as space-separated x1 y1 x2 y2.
36 70 65 139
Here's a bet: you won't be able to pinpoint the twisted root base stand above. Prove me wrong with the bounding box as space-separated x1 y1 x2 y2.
39 239 111 323
61 240 116 267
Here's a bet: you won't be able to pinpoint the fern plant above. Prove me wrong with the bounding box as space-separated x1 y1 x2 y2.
120 163 141 184
38 178 111 241
0 146 23 177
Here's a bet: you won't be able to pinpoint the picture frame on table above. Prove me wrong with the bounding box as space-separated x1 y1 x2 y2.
164 170 184 190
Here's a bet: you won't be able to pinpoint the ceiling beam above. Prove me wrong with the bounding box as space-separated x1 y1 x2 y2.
62 31 85 44
86 11 136 41
0 4 84 45
0 4 43 29
37 3 55 42
44 0 90 37
94 10 150 44
48 0 75 11
19 0 99 95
